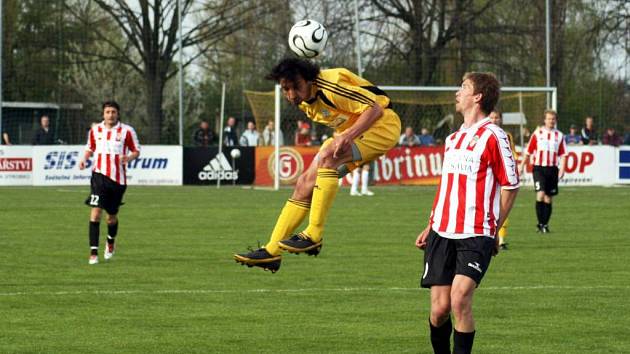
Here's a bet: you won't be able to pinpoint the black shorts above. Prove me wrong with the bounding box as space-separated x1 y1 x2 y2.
420 230 495 288
532 166 559 196
85 172 127 215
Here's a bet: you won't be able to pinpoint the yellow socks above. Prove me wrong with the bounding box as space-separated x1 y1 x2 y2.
265 199 310 256
303 168 339 242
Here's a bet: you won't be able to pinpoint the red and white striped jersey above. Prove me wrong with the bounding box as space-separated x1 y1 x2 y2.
430 118 519 239
525 127 566 166
85 121 140 185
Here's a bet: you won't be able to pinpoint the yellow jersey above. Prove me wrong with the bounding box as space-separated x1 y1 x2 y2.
298 68 391 132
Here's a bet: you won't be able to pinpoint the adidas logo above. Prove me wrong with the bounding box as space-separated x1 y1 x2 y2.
467 262 482 273
198 153 239 181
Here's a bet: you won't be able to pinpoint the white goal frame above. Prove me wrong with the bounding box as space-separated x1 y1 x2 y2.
271 85 557 190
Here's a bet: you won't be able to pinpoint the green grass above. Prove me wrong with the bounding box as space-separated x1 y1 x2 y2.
1 185 629 353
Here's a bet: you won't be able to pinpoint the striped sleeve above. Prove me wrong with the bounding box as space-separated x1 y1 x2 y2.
526 133 537 155
314 77 379 115
86 128 96 152
487 132 519 188
125 126 141 153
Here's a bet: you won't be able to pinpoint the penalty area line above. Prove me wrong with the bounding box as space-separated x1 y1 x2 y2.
0 285 628 297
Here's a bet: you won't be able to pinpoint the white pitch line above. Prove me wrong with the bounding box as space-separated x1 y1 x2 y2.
0 285 628 297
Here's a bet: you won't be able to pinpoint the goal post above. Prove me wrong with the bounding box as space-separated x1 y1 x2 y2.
244 85 557 189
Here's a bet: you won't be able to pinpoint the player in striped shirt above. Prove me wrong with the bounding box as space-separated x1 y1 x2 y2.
234 58 401 273
79 101 141 265
519 110 566 233
415 73 519 354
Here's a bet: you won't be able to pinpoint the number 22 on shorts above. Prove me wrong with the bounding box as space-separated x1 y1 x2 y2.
89 194 100 206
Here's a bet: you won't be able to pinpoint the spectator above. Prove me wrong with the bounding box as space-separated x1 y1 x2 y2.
564 124 582 145
223 116 239 146
192 120 214 147
624 128 630 145
239 121 261 146
399 126 421 146
581 116 598 145
32 115 55 145
262 120 284 146
308 130 321 146
294 122 310 146
602 127 623 147
417 127 436 146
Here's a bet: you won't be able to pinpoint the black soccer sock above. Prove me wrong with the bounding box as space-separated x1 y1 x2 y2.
89 221 100 255
107 222 118 244
544 202 552 225
429 317 452 354
535 201 544 225
453 329 475 354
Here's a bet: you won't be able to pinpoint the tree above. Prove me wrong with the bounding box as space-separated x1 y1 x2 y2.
367 0 500 85
65 0 268 143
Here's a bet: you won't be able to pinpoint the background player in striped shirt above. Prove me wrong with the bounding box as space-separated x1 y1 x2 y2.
79 101 140 264
234 58 401 273
519 110 566 233
489 109 516 250
415 73 519 354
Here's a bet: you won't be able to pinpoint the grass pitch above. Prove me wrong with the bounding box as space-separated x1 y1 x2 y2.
1 185 629 353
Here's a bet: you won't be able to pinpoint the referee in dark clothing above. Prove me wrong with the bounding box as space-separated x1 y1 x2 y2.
32 115 55 145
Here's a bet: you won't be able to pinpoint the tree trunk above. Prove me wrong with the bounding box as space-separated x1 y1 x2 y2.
145 76 165 144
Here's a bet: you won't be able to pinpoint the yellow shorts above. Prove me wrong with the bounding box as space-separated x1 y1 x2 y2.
321 109 401 171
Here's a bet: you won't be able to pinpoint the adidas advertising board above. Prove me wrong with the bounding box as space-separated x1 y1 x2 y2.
183 147 254 185
31 145 182 186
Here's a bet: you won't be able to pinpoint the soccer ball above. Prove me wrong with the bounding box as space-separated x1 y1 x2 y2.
288 20 328 58
230 149 241 159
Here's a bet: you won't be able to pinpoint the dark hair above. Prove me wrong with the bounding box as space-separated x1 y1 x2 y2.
102 100 120 113
266 58 320 83
462 72 501 115
491 109 502 118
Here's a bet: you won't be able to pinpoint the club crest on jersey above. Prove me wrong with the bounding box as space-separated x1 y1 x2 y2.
116 132 122 141
468 135 480 149
321 109 330 117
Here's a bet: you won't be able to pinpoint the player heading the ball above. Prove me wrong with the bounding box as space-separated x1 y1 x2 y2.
234 58 401 273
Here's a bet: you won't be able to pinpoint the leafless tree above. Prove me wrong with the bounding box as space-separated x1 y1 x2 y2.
65 0 269 143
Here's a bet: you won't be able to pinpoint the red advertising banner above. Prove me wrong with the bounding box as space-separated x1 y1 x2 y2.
255 146 320 186
373 146 444 185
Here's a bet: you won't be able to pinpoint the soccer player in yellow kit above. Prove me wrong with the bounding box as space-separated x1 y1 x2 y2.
234 58 401 272
489 109 516 250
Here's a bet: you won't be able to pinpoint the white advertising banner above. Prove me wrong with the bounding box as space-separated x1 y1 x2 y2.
32 145 182 186
0 146 33 186
519 145 617 186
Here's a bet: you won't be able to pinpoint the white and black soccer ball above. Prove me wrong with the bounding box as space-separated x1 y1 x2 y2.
288 20 328 58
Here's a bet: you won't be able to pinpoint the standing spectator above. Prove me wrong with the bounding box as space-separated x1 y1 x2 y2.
78 101 140 265
192 120 214 147
418 127 436 146
294 122 310 146
581 116 598 145
239 121 261 146
32 115 55 145
416 72 519 354
262 120 284 146
564 124 583 145
519 110 566 234
602 127 623 147
624 128 630 145
399 126 421 146
223 116 239 146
